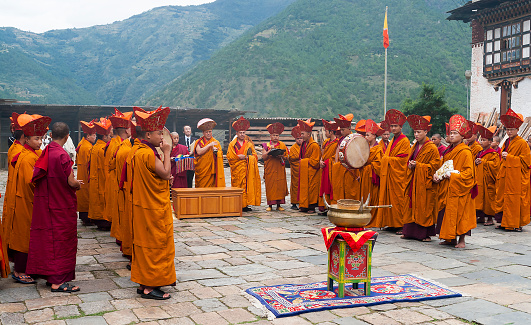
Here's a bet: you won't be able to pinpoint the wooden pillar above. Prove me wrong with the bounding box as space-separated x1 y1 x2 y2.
500 80 512 115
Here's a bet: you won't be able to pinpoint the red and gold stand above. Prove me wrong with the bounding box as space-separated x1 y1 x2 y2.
322 227 378 298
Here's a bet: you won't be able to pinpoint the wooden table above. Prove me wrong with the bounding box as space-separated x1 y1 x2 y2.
171 187 243 219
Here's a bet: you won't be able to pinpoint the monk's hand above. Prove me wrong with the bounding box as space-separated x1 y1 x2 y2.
319 159 325 168
408 160 416 169
433 174 440 183
237 154 246 160
475 158 482 165
77 180 85 185
501 152 508 159
161 139 171 154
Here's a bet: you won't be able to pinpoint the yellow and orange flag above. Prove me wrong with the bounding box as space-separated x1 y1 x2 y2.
383 9 389 49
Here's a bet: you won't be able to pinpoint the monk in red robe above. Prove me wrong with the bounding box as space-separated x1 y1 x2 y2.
194 118 225 187
362 120 383 226
467 124 482 158
379 120 390 151
431 133 447 157
263 122 289 211
434 115 477 248
401 115 441 242
130 107 175 300
288 126 303 210
227 117 261 211
495 109 531 232
474 125 499 226
319 120 339 211
297 119 321 213
331 114 358 201
491 136 501 158
76 121 96 226
170 132 190 189
26 122 82 292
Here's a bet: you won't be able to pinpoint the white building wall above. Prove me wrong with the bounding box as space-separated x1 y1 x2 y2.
470 44 500 121
511 78 531 117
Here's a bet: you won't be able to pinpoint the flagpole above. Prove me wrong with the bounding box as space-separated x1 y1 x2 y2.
384 6 388 117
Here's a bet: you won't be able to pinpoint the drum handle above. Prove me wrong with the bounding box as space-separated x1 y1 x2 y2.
364 205 393 209
322 194 330 209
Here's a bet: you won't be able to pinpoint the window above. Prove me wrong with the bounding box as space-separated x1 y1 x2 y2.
494 53 501 63
487 30 493 40
523 47 530 58
486 42 492 53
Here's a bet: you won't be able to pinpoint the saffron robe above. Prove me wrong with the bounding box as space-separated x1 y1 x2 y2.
468 141 482 158
130 142 176 287
495 136 531 229
193 137 226 188
379 139 389 152
361 145 383 226
319 138 338 207
2 141 24 232
75 137 92 213
331 133 359 201
119 139 140 257
263 141 289 204
475 149 499 216
373 134 410 228
88 139 107 220
3 144 40 254
436 143 477 240
288 143 300 205
402 140 440 230
227 138 261 207
26 142 78 282
298 138 321 208
170 144 190 189
104 136 123 223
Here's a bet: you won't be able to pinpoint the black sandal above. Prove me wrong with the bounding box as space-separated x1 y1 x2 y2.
513 227 523 232
51 282 80 293
141 288 170 300
11 273 36 284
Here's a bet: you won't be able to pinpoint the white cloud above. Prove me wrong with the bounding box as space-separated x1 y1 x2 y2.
0 0 215 33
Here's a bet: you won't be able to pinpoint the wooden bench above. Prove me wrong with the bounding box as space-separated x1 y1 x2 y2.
171 187 243 219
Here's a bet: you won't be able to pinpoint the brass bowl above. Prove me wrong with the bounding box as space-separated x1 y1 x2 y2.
327 204 372 228
336 199 361 210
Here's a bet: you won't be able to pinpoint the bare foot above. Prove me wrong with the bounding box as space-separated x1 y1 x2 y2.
455 242 466 248
439 240 455 245
421 237 432 242
400 235 406 239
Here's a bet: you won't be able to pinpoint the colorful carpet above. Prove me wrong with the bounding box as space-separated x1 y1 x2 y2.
245 274 462 318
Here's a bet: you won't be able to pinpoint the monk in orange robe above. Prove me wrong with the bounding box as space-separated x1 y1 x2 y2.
319 120 339 211
3 115 49 284
288 126 303 210
495 109 531 231
297 119 321 213
76 121 96 226
401 115 441 242
467 125 482 157
434 115 477 248
331 114 358 201
194 118 225 188
379 120 390 151
227 117 261 211
88 118 112 230
263 122 288 211
474 125 499 226
130 107 175 300
373 109 410 233
362 120 384 226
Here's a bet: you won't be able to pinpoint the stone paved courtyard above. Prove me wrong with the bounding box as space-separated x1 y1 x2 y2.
2 168 531 324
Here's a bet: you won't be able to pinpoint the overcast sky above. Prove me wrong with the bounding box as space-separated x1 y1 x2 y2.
1 0 215 33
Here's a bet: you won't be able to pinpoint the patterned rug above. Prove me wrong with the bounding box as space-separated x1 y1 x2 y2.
245 274 462 318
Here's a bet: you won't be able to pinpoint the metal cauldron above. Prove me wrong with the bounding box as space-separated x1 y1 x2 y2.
323 194 392 228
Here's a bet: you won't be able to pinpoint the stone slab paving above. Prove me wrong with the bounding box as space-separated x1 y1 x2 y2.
2 168 531 324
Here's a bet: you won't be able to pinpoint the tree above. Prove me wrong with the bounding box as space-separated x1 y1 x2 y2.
401 83 456 137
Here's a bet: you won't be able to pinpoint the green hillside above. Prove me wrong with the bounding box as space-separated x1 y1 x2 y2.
0 0 295 105
147 0 471 120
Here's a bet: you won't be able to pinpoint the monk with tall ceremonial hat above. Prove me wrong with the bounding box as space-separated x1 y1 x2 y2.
77 120 96 226
474 125 499 227
379 120 391 151
319 119 339 211
401 115 441 242
467 123 482 157
3 114 50 284
129 106 175 300
297 119 321 213
88 117 113 230
263 122 289 211
372 109 410 233
227 117 261 211
288 126 303 210
361 120 383 225
331 114 358 200
434 114 477 248
194 118 225 188
495 108 531 231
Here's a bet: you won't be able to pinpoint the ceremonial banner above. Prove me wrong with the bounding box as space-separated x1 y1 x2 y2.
383 9 389 49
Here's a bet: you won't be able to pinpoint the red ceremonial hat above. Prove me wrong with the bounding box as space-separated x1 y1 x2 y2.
232 116 250 132
130 120 137 139
365 119 384 136
449 114 474 139
406 115 432 132
20 115 52 137
500 108 524 129
477 125 496 139
385 109 407 127
380 119 390 132
94 117 113 135
355 120 366 134
135 106 170 132
322 119 339 131
333 114 354 128
109 108 133 129
297 119 315 133
291 125 302 138
80 120 96 135
445 123 450 137
11 113 22 130
267 122 284 135
13 113 35 131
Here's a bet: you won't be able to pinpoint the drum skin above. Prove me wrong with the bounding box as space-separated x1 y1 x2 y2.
156 127 172 161
338 134 370 169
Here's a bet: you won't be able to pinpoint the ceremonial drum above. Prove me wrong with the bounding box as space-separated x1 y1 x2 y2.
338 134 370 169
156 127 173 161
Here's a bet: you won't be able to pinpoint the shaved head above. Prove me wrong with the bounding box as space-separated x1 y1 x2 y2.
51 122 69 140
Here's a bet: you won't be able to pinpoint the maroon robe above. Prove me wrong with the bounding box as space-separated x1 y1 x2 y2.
26 142 78 283
170 144 190 189
437 145 447 157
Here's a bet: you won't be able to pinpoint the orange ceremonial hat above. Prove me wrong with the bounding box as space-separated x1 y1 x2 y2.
80 120 96 135
385 109 407 127
135 106 170 132
109 108 133 129
333 114 354 129
291 125 302 138
380 119 390 132
197 118 217 131
406 115 432 132
94 117 113 135
297 119 315 133
12 112 35 131
449 114 474 139
322 119 339 131
355 119 366 134
20 115 52 137
477 125 496 140
267 122 284 135
500 108 524 129
365 119 384 136
232 116 250 132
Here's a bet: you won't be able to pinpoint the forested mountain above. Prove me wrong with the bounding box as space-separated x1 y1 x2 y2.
0 0 295 105
147 0 471 119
